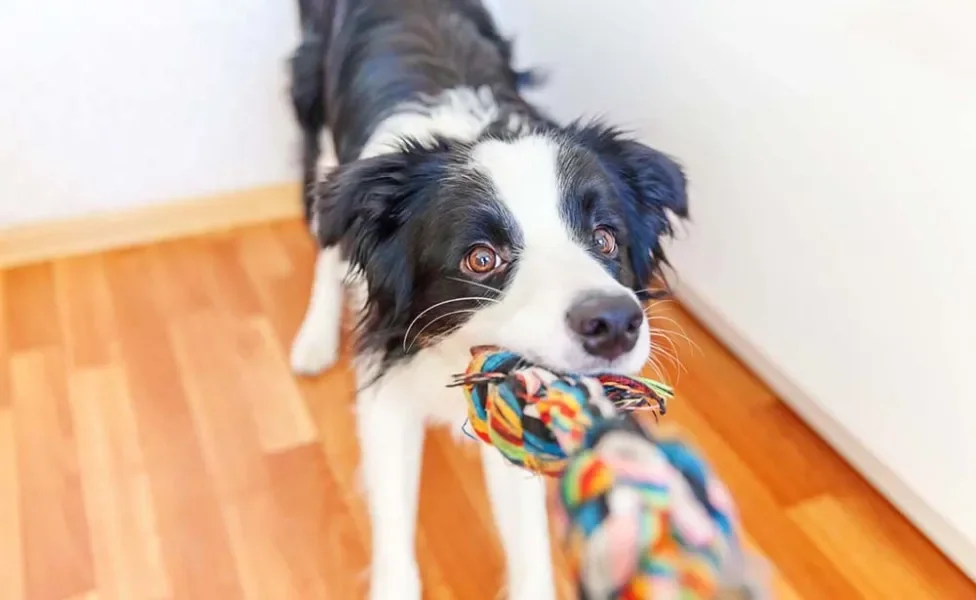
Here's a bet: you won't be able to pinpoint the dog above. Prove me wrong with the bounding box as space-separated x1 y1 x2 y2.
287 0 689 598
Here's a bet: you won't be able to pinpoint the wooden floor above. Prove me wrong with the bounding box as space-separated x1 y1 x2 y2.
0 220 972 600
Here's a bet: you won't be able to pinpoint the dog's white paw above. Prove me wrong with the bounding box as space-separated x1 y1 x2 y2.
290 319 340 375
369 563 420 600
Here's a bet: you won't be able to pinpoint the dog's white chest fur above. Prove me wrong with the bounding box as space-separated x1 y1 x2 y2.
356 336 474 429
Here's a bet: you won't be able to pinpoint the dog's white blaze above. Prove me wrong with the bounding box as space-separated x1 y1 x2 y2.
468 136 651 376
362 86 524 158
471 136 564 243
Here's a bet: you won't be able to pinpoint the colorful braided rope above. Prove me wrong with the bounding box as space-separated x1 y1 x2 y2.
452 347 672 476
450 347 767 600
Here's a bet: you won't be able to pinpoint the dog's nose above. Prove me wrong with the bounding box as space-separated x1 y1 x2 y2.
566 292 643 360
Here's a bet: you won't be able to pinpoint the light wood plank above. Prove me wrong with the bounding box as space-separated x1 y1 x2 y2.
4 264 62 352
169 311 318 599
103 249 244 600
63 591 101 600
10 349 95 600
0 274 9 408
69 366 171 600
790 495 975 598
205 235 265 319
53 255 118 368
170 312 315 463
168 312 271 500
266 444 368 600
222 492 307 600
0 408 24 600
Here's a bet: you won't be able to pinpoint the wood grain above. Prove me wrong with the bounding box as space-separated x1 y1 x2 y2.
0 407 24 599
11 349 94 600
0 221 971 599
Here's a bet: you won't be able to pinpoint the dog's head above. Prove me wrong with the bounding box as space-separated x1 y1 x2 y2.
313 122 688 375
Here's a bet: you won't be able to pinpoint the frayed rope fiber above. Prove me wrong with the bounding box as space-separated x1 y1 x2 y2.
449 346 769 600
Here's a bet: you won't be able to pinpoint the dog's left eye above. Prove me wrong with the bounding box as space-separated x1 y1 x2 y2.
592 227 618 257
462 244 503 275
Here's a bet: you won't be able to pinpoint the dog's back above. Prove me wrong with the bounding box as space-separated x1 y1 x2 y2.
291 0 547 213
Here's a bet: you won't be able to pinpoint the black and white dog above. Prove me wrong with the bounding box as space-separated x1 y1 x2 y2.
288 0 688 598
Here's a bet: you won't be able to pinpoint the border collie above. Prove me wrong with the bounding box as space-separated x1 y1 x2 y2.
288 0 688 598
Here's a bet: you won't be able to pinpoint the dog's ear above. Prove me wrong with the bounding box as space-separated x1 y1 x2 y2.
310 139 452 314
570 121 690 297
570 121 688 220
614 139 688 220
313 152 412 265
311 152 416 322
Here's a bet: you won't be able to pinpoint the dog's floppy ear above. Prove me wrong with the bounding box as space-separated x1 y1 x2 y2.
569 121 690 298
614 138 688 220
310 138 452 316
570 120 688 220
313 153 411 265
310 152 417 323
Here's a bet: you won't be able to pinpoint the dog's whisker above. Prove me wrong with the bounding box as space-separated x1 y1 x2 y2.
643 310 690 335
658 349 687 376
654 329 701 357
646 315 701 355
405 308 483 350
643 309 680 322
402 296 497 351
649 348 681 383
650 325 694 347
649 333 681 362
644 312 687 335
644 324 687 375
650 347 683 377
644 309 685 328
643 355 667 383
649 325 680 344
650 340 680 367
447 276 504 298
645 313 687 332
649 329 689 375
404 308 481 352
636 288 674 301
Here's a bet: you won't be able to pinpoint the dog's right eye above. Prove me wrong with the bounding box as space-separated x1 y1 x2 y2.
462 244 501 275
592 227 619 258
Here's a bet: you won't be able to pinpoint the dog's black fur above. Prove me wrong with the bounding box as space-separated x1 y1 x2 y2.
288 0 688 374
290 0 550 218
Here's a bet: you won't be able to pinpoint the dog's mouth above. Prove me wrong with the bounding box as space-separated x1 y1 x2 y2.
574 357 643 376
480 346 644 377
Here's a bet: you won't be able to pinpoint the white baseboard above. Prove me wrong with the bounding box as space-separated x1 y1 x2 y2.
0 182 302 269
675 282 976 581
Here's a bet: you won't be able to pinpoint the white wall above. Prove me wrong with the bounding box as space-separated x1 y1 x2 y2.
487 0 976 576
0 0 301 227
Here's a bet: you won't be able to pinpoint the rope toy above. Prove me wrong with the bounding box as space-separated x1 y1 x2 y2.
449 346 768 600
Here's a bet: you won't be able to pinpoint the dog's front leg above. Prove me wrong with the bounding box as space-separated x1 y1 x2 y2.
357 373 426 600
481 447 557 600
291 246 345 375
